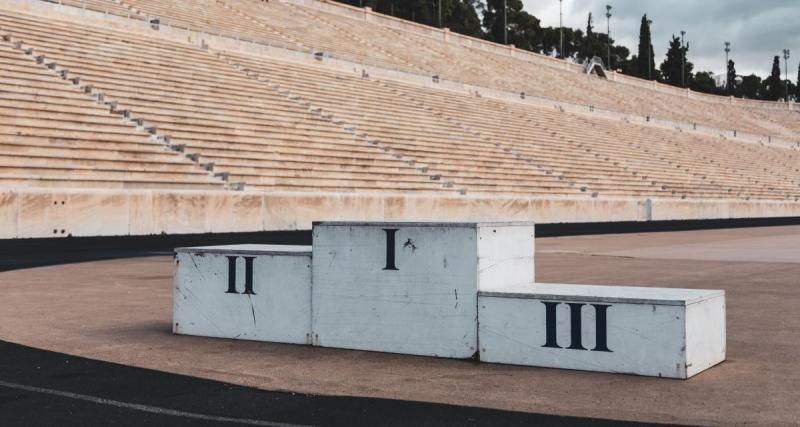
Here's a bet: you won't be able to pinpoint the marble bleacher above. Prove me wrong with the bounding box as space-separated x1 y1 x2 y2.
1 1 798 202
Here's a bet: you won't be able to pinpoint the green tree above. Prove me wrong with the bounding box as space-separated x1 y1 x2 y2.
506 7 543 51
580 12 595 60
761 56 784 101
737 74 762 99
796 62 800 100
660 35 692 87
691 71 719 95
483 0 509 44
446 0 483 37
540 26 582 58
726 60 737 95
539 26 560 56
608 42 631 72
636 15 655 80
482 0 542 50
618 54 639 75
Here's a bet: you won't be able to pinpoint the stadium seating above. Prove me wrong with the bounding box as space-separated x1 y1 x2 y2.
212 0 798 140
0 9 450 193
224 52 590 196
225 49 798 200
122 0 300 50
0 36 222 189
40 0 140 19
26 0 800 143
0 1 797 203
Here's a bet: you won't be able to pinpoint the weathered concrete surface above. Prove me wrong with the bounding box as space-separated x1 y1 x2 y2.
3 188 800 239
1 226 799 424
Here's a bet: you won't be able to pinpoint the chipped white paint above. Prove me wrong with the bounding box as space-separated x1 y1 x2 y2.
311 221 535 358
170 223 726 380
173 244 312 344
478 283 726 378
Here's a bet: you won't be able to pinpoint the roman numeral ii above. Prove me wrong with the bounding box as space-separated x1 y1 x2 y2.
225 256 256 294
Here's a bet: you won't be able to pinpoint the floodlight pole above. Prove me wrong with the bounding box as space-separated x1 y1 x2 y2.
559 0 563 58
606 5 612 69
647 19 652 80
680 30 686 88
438 0 442 28
724 41 730 95
784 49 791 101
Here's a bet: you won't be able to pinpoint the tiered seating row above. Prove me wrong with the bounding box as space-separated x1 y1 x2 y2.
39 0 141 19
224 51 595 197
3 7 798 200
226 49 800 200
231 0 797 142
0 10 450 193
0 38 222 190
384 79 796 200
122 0 302 51
34 0 797 141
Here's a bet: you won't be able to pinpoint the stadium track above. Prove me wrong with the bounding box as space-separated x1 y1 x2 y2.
0 227 672 426
0 340 658 426
2 225 800 425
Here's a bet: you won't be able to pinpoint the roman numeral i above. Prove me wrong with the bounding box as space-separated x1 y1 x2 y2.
383 228 399 271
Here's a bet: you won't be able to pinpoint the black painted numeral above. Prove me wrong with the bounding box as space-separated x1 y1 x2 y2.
225 256 256 295
542 302 561 348
383 228 399 271
591 304 611 352
567 303 587 350
541 302 612 352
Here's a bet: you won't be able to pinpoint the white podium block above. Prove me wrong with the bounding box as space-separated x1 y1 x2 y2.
478 284 725 378
312 221 535 358
173 244 312 345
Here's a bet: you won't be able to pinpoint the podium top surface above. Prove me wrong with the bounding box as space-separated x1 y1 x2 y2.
313 221 536 227
175 244 312 256
479 283 724 306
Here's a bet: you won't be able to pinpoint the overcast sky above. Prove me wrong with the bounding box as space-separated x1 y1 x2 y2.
520 0 800 78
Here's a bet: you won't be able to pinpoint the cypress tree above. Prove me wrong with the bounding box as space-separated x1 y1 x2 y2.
636 15 655 80
726 60 737 95
762 56 783 101
582 13 594 60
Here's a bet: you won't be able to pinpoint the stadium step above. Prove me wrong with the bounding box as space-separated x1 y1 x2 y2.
0 32 229 191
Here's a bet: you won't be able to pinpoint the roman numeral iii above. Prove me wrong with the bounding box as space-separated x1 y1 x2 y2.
541 302 612 352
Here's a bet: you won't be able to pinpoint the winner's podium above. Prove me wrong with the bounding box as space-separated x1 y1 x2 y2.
478 283 726 379
172 221 725 379
173 245 312 344
311 221 535 357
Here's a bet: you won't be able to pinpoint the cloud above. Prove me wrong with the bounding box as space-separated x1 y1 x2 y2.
521 0 800 78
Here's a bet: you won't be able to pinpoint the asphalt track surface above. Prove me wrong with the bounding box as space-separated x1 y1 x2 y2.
0 340 657 426
0 230 670 426
5 224 800 425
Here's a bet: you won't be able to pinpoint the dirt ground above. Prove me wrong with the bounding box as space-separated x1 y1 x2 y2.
1 225 798 425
